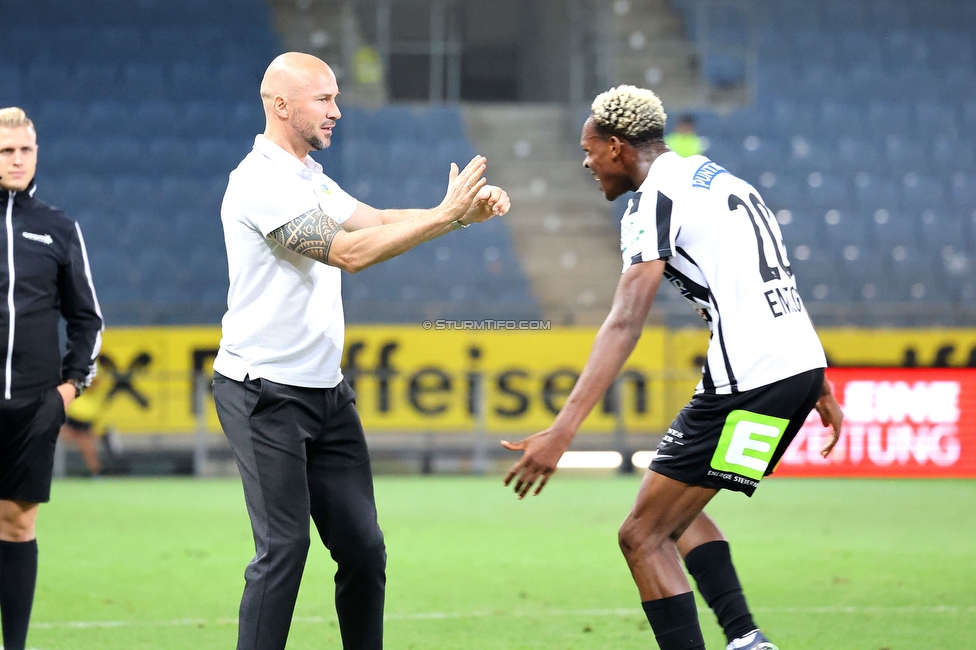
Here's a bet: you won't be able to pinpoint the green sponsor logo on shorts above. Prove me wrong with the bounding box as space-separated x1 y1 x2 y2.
710 410 789 481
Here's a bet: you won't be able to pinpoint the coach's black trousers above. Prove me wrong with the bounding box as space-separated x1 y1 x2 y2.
213 373 386 650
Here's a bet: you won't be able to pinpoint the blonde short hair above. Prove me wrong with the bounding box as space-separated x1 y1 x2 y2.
590 85 666 143
0 107 34 130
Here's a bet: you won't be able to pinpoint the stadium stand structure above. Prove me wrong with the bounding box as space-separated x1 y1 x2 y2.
665 0 976 325
0 0 538 325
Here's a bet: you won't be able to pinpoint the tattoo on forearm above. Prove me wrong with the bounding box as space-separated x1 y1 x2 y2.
267 209 342 264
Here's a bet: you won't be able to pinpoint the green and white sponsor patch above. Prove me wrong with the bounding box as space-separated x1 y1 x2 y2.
710 410 790 481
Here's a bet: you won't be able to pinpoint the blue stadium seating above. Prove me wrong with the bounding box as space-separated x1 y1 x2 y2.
7 11 541 328
671 0 976 314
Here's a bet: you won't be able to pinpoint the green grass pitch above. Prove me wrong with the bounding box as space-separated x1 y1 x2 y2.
28 475 976 649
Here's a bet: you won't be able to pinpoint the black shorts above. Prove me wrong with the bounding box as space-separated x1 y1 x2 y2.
0 388 66 503
650 368 824 497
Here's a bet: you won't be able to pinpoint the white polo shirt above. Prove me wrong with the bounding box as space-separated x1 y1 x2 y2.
213 135 358 388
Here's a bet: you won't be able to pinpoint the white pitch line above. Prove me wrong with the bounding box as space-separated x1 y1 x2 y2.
30 605 976 630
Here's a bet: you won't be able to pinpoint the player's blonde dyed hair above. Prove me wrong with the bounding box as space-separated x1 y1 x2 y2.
590 85 666 144
0 107 34 130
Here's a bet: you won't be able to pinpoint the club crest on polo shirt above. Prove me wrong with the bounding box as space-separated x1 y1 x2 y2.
318 183 333 196
23 231 53 245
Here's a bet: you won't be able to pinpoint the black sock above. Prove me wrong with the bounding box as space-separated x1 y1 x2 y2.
684 540 756 643
641 592 705 650
0 539 38 650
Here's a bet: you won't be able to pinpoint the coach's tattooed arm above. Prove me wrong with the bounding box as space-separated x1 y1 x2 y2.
267 209 343 264
266 156 491 272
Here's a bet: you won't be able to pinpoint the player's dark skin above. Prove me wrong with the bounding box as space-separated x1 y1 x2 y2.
502 116 845 601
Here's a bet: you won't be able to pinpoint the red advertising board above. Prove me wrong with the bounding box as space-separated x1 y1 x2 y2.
776 367 976 478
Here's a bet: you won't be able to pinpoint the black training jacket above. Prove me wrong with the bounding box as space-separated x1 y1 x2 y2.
0 179 103 400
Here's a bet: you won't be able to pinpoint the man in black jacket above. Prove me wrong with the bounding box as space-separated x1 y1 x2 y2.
0 107 104 650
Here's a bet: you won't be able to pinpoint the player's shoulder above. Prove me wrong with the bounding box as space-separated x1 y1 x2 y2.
641 152 722 203
683 154 758 198
25 194 76 230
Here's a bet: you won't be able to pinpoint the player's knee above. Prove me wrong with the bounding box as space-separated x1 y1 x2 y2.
0 509 37 542
331 530 386 574
617 518 645 559
618 516 665 562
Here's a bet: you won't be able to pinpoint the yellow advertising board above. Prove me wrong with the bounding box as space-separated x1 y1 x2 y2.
84 326 976 435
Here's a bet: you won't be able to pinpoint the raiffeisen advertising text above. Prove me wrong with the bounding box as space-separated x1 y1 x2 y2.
778 368 976 478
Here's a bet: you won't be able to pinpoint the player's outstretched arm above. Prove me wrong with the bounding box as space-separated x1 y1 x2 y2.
815 378 843 457
268 156 487 272
502 260 666 499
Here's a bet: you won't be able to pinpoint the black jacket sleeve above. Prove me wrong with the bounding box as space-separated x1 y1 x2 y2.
58 223 104 385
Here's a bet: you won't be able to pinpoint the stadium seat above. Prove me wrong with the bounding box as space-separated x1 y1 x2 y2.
823 210 869 248
26 64 71 101
33 101 87 139
389 139 439 179
931 135 974 169
917 208 966 250
196 139 249 175
344 140 390 180
824 0 868 30
72 211 118 259
915 102 958 137
943 67 976 102
81 27 144 64
834 31 883 70
121 63 168 101
216 63 262 101
111 176 156 212
778 209 823 248
868 0 912 30
821 100 866 138
703 54 747 88
882 135 924 174
41 137 94 175
156 176 207 214
40 175 110 214
184 102 231 138
854 175 900 212
805 173 849 209
883 31 928 70
871 209 916 247
97 138 145 174
86 100 130 136
72 63 119 101
136 101 184 138
148 139 196 175
950 173 976 209
88 250 140 304
0 65 23 104
760 174 804 212
148 27 198 64
900 174 946 212
226 101 265 137
867 102 913 136
171 63 216 100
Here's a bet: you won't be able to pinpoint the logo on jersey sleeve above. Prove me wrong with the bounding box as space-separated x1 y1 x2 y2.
691 161 728 189
619 192 645 253
710 409 789 480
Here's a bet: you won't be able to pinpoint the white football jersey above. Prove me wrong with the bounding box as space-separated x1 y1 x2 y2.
621 152 827 394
